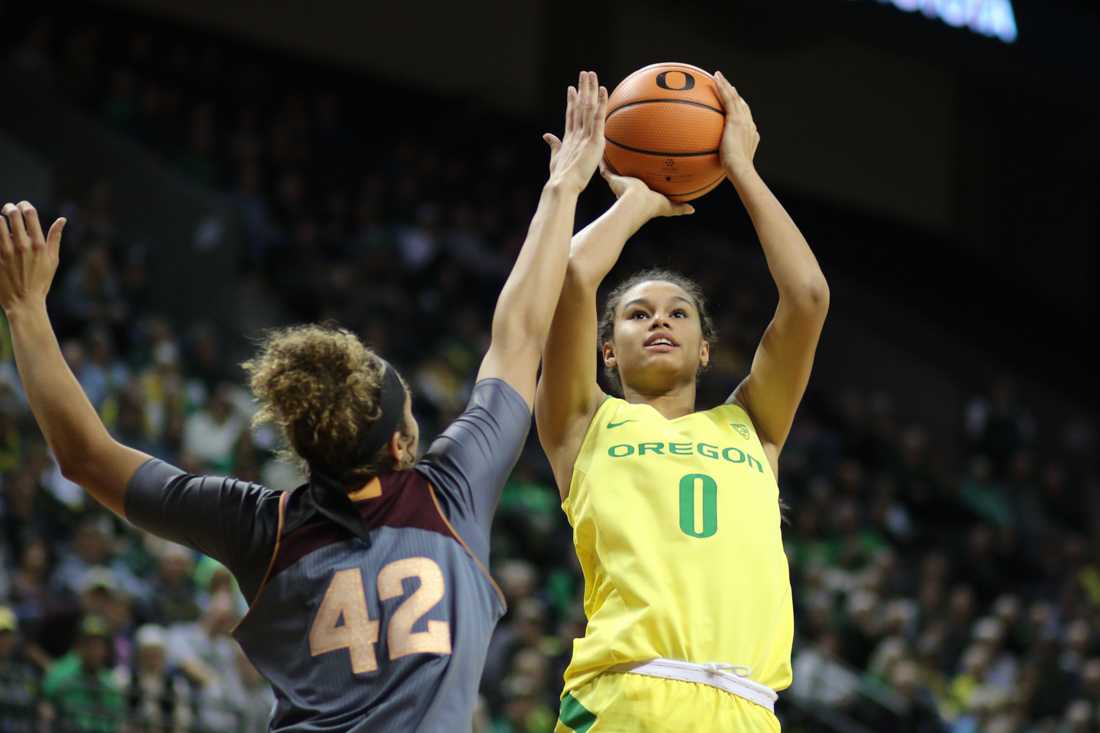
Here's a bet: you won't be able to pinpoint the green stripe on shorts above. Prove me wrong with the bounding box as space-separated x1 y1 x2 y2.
559 692 597 733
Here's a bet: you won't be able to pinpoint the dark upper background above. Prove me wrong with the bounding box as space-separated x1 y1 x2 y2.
95 0 1100 409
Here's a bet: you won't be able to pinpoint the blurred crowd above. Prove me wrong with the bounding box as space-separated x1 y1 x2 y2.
1 7 1098 733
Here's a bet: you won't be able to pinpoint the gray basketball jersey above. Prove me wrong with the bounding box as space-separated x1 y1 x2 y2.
234 469 504 731
125 379 530 732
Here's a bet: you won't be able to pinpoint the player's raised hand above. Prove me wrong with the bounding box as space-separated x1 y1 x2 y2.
599 161 694 219
0 202 65 314
543 70 608 195
713 71 760 181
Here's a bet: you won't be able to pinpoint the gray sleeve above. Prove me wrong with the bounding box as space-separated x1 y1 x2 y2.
415 379 530 558
123 459 282 600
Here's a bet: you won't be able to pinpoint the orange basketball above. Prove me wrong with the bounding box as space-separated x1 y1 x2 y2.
604 62 726 203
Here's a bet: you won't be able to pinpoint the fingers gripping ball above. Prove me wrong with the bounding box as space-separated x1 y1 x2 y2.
604 63 725 203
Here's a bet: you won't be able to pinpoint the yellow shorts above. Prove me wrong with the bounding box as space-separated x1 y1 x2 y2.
556 672 781 733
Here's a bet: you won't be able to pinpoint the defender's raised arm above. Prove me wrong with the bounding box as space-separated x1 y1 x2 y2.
1 201 150 517
477 71 608 408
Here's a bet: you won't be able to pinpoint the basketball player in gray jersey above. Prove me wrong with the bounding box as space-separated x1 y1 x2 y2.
0 71 609 731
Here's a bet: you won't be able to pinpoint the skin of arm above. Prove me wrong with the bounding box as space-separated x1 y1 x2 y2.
476 71 609 409
1 201 151 518
713 71 830 472
536 168 693 495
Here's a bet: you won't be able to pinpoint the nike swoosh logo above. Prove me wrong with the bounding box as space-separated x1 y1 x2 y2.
606 419 635 429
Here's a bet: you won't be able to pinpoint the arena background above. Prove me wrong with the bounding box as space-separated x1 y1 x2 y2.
0 0 1096 730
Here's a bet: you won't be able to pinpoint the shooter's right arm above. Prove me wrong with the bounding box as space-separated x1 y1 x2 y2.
535 171 692 494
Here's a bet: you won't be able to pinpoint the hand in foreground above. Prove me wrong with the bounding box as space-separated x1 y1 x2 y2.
599 161 695 219
543 70 608 194
713 70 760 181
0 202 65 314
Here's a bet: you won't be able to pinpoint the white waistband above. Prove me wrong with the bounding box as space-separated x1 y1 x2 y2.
623 658 778 713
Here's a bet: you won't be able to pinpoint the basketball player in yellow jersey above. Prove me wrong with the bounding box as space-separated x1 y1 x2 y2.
536 71 829 732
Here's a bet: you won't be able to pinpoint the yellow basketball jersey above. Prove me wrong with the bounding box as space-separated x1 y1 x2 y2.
561 396 794 695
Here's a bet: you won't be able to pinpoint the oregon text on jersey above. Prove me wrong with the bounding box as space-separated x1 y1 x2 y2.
605 440 767 475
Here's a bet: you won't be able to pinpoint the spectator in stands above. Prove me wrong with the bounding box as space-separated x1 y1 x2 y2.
2 468 41 556
51 516 147 607
193 557 242 614
80 327 129 409
1027 625 1077 722
840 588 882 669
42 615 124 732
965 377 1034 476
122 624 193 733
233 647 276 733
492 675 555 733
1061 699 1093 733
0 398 23 475
972 617 1017 691
50 516 113 597
185 323 229 395
145 542 200 626
75 567 117 624
166 591 245 731
946 644 993 721
5 536 57 669
1080 658 1100 702
484 561 540 696
940 585 978 671
107 386 164 457
58 243 128 330
0 606 41 732
888 659 944 733
135 338 187 461
791 630 859 709
181 381 246 473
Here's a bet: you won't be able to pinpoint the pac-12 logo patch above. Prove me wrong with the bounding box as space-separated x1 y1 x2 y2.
730 423 751 440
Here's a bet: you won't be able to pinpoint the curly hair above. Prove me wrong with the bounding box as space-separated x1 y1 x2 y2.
597 268 718 394
242 324 406 482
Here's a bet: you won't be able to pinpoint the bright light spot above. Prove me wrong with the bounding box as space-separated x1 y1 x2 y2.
877 0 1018 43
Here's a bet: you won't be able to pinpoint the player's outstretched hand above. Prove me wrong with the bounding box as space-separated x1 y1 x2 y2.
543 70 608 195
599 160 694 219
713 70 760 181
0 202 65 314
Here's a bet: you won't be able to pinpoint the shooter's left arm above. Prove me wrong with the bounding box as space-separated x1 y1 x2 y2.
714 73 829 456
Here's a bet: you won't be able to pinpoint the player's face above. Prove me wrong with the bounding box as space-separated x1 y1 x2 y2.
603 280 709 394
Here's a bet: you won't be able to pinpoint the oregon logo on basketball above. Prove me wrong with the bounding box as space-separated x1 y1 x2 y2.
655 70 695 90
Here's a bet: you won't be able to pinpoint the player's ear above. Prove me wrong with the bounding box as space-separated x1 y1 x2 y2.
388 431 403 462
699 340 710 369
602 341 617 369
